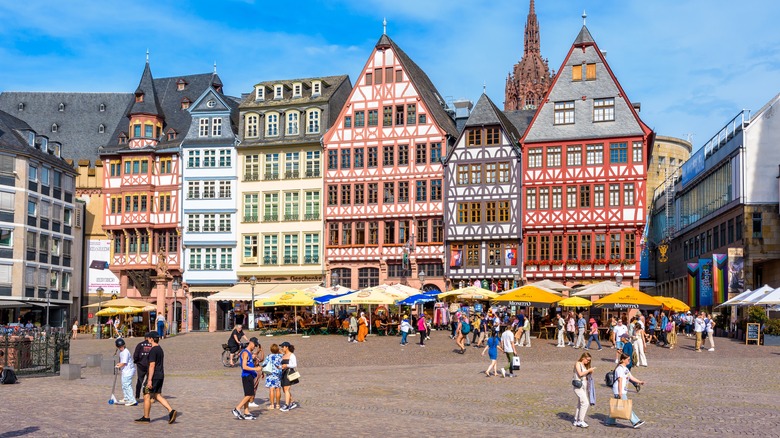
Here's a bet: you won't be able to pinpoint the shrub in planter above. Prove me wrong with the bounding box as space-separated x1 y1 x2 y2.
748 306 769 324
763 319 780 346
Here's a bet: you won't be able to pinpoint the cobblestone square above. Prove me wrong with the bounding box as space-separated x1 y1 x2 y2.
1 330 779 437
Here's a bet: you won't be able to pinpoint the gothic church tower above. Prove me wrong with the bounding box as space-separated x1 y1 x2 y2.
504 0 552 111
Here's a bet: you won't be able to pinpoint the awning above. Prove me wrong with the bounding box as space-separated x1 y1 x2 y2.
207 283 321 302
0 300 28 308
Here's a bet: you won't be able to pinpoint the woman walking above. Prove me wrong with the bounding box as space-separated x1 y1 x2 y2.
585 318 602 350
455 315 468 354
71 320 79 340
261 343 283 410
605 353 645 428
481 331 500 377
705 312 716 351
279 342 299 411
417 313 428 347
572 352 595 428
566 312 576 346
609 316 618 348
633 323 648 367
667 312 678 350
356 312 368 343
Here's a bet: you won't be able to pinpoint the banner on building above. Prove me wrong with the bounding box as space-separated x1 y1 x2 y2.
727 248 744 297
687 263 699 307
505 248 517 266
87 239 120 295
450 250 463 268
698 258 713 307
713 254 728 305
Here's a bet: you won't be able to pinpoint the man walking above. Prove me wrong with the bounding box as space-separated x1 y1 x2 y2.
498 325 517 377
132 333 153 401
694 312 706 352
115 338 136 406
156 313 166 339
135 332 177 424
574 312 586 349
556 313 566 347
613 319 628 363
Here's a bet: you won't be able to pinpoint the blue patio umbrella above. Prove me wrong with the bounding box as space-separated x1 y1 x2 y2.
398 294 436 305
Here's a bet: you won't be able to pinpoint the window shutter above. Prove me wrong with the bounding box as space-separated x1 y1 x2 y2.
586 63 596 80
0 265 11 284
572 65 582 81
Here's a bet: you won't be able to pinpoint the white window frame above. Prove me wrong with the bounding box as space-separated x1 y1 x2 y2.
198 118 209 137
307 109 321 134
211 118 222 136
312 81 321 96
286 112 299 136
245 114 259 137
266 113 279 137
274 85 283 99
255 86 265 101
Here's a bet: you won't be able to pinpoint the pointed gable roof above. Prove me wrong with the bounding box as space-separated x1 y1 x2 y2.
129 62 164 118
465 94 523 144
378 35 458 138
522 25 651 144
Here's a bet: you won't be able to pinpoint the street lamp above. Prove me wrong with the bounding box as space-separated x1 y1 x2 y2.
172 279 180 335
45 289 52 329
418 270 426 292
249 276 257 330
331 272 339 288
514 269 521 288
96 287 104 340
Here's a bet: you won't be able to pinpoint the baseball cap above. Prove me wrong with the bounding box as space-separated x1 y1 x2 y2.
249 337 260 346
279 341 292 348
146 331 160 340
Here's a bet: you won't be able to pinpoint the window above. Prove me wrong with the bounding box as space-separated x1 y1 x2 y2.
354 184 365 204
485 163 497 184
39 234 49 253
243 193 258 222
368 222 378 245
430 143 442 163
383 182 394 203
552 235 563 261
307 110 321 134
498 162 510 183
284 152 300 179
398 182 409 203
416 144 427 164
632 142 643 163
470 202 481 223
465 243 480 267
159 157 172 174
218 150 231 168
244 154 260 181
594 185 604 207
0 228 11 248
199 118 209 137
383 146 394 167
467 129 482 146
264 153 279 180
304 233 319 264
200 181 214 199
567 145 582 166
64 207 73 225
538 188 549 209
609 142 628 163
263 235 278 265
354 111 365 128
395 105 404 125
594 234 606 259
551 187 562 209
528 148 542 168
526 188 536 210
554 101 575 125
525 235 537 261
212 118 222 136
358 267 379 289
219 214 231 232
243 235 258 263
431 180 442 201
609 233 621 260
399 220 410 244
274 85 283 99
486 127 500 145
407 104 416 125
547 146 561 167
623 183 635 206
368 110 378 127
625 234 635 261
328 223 339 246
498 201 510 222
585 63 596 80
188 150 201 168
593 98 615 122
284 192 299 221
572 64 582 81
340 185 351 206
28 199 37 217
580 234 591 260
384 221 395 244
203 150 216 167
312 81 321 96
327 150 338 170
341 149 351 170
579 186 590 208
286 111 299 135
40 167 49 185
365 73 373 85
539 235 549 260
457 203 468 224
266 113 279 136
202 214 216 232
255 87 265 100
284 234 299 264
0 192 13 213
305 151 320 177
566 186 577 208
367 183 378 204
609 184 620 207
469 164 482 184
367 147 378 168
417 219 428 243
327 185 338 206
109 161 120 177
398 145 409 166
383 106 392 126
415 180 427 202
220 248 233 270
432 219 443 242
344 116 352 128
752 212 762 238
292 83 302 97
586 144 603 165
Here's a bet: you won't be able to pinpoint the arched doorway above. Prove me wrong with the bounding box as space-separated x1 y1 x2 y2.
191 298 210 331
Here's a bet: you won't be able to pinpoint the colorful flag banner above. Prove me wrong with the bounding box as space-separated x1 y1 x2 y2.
505 248 517 266
687 263 699 307
450 250 463 268
713 254 728 305
698 258 713 307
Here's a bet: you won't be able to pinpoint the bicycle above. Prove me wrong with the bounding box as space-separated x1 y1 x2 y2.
221 342 248 367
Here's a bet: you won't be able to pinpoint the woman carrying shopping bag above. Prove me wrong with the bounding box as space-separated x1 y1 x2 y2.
605 353 646 428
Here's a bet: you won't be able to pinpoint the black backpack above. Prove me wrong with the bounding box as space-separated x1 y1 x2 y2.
1 368 18 384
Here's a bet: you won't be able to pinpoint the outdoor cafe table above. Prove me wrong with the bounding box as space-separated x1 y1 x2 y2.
537 325 555 339
383 322 400 335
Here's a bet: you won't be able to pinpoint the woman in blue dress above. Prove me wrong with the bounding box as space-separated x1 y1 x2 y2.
261 343 283 409
481 331 500 377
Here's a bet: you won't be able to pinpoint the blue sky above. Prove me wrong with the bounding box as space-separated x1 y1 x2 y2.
1 0 779 150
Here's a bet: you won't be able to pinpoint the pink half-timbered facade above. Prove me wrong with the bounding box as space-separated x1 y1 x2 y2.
323 34 458 293
520 25 654 286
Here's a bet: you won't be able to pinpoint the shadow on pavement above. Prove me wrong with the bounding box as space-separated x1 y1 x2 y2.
0 426 40 437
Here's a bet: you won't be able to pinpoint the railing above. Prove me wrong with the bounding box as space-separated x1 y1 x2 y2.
0 328 69 376
243 215 258 223
304 213 319 221
283 256 299 265
263 214 278 222
284 214 299 221
264 173 279 181
285 171 299 179
244 173 260 181
305 170 321 178
263 256 278 265
304 255 320 264
703 109 750 158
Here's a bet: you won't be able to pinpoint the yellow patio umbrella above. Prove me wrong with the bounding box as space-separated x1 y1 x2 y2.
558 296 593 308
457 290 499 300
491 285 562 307
255 289 316 307
83 297 154 308
96 307 120 316
328 288 397 334
593 287 663 309
118 306 145 315
652 296 690 312
437 286 486 299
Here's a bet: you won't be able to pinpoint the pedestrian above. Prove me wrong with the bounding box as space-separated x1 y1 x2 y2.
249 341 265 408
566 312 576 346
417 313 427 347
556 313 566 347
498 325 517 378
572 352 595 428
667 312 678 350
685 311 694 337
132 333 153 401
232 337 262 420
475 313 488 348
609 316 618 348
481 330 500 377
574 312 586 349
633 323 648 367
585 318 602 350
455 315 468 354
619 333 641 392
518 312 531 347
114 338 137 406
605 353 645 428
613 319 628 363
471 313 481 347
705 312 716 351
399 315 411 346
356 312 368 342
227 323 247 366
657 312 669 347
347 313 358 343
156 312 165 339
134 332 177 424
694 312 706 352
71 320 78 340
279 342 299 411
647 313 657 344
261 343 283 410
114 317 122 338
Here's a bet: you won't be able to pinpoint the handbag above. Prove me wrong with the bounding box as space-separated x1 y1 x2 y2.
261 360 275 374
511 355 521 370
572 379 583 389
286 369 301 381
609 397 633 420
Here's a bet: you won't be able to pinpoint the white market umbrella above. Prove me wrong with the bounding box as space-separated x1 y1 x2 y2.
735 284 776 307
571 280 624 297
747 286 780 306
716 288 759 308
530 279 571 292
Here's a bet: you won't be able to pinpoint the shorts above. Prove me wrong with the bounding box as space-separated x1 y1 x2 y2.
145 378 164 394
648 329 655 336
615 341 624 350
228 343 240 354
242 375 255 396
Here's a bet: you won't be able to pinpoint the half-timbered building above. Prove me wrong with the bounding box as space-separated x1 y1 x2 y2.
323 34 458 293
444 94 531 291
101 60 223 321
520 24 654 286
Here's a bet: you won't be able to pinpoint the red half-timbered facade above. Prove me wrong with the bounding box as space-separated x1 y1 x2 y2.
323 34 458 293
520 25 654 286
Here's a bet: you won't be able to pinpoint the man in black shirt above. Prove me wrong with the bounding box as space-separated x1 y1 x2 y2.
135 332 177 424
132 334 153 400
227 323 247 366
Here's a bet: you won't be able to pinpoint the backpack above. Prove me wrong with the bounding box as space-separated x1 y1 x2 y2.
605 369 616 387
1 368 18 384
665 321 673 332
461 322 471 335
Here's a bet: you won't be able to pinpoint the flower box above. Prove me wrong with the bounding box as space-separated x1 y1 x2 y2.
539 265 550 271
594 264 606 271
566 264 579 271
526 265 537 271
609 264 622 270
552 264 564 271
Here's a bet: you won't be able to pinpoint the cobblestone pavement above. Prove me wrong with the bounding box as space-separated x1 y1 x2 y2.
1 329 779 437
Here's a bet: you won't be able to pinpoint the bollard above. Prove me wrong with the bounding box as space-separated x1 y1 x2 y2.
60 363 82 380
86 354 103 367
100 358 116 375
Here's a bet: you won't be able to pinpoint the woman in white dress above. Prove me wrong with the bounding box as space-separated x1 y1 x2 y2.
632 322 648 367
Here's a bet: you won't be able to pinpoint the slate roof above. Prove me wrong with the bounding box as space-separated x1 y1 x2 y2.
464 94 528 145
129 62 164 118
0 91 132 164
0 110 77 173
573 25 595 45
504 110 536 138
102 71 225 155
377 35 458 138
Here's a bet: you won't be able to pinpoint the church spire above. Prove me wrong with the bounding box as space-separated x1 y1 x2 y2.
504 0 552 111
524 0 540 55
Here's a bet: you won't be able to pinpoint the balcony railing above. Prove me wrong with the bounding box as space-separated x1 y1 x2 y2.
283 214 299 222
244 172 260 181
264 173 279 181
305 170 321 178
285 170 300 179
304 255 319 264
263 256 278 265
304 213 319 221
283 256 299 265
263 214 278 222
243 215 258 223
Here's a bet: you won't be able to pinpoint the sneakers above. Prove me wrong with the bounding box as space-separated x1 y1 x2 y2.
168 409 177 424
243 413 256 420
232 408 245 420
557 345 566 348
708 348 715 351
573 421 580 427
118 399 126 404
248 402 260 408
598 348 603 351
579 421 589 428
419 344 425 347
134 416 150 423
126 401 138 407
289 402 299 410
501 368 506 378
633 420 645 429
279 404 290 412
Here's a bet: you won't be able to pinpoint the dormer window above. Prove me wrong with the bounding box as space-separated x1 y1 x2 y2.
51 124 58 133
176 79 187 91
118 133 128 144
166 129 177 141
255 86 265 101
293 83 302 98
41 138 48 153
52 143 61 157
274 85 283 100
181 98 191 110
312 81 322 96
27 132 35 146
135 93 144 103
18 103 24 111
99 103 106 112
58 103 65 112
98 124 105 134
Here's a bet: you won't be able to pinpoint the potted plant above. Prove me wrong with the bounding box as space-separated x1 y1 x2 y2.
538 259 551 271
763 319 780 346
578 259 592 269
566 259 578 270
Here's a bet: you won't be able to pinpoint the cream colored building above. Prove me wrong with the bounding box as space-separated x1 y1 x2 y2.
647 135 692 209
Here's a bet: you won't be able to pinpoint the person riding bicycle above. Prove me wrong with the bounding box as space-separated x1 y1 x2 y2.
228 324 248 367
